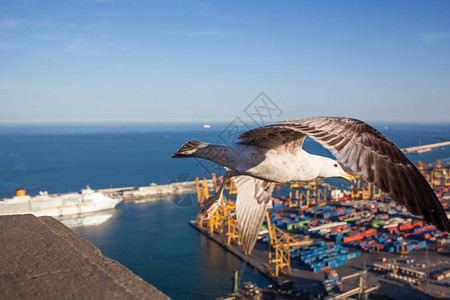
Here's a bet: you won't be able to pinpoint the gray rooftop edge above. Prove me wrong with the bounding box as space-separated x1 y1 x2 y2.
0 214 170 300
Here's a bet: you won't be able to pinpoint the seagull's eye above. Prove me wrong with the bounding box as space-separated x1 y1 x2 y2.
334 164 338 167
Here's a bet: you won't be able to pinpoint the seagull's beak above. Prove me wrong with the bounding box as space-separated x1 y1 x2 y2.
340 172 356 183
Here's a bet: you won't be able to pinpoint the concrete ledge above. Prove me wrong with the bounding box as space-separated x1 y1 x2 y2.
0 214 170 300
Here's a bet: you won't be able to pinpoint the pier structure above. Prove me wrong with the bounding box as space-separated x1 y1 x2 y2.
402 141 450 154
99 179 213 201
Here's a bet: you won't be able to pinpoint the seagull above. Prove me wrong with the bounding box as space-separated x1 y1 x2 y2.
173 117 450 254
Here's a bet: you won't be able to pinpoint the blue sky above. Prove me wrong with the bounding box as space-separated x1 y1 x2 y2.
1 0 449 123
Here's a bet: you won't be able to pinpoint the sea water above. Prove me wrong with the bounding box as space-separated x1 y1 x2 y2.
0 122 449 299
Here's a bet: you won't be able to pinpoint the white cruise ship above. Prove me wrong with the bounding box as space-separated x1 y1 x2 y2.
0 186 121 218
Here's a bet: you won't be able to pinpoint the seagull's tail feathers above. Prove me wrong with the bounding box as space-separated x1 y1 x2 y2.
172 141 210 158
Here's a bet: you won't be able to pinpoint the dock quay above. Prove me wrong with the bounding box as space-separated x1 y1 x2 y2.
189 219 280 282
191 217 450 299
191 209 450 299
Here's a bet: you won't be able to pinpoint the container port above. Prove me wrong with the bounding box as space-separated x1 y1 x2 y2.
192 160 450 299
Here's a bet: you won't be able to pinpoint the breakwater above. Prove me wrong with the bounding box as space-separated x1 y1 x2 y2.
99 179 213 201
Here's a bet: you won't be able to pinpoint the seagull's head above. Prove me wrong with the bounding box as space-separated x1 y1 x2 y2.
319 157 356 183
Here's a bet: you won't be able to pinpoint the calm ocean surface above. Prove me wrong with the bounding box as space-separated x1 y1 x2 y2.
0 122 449 299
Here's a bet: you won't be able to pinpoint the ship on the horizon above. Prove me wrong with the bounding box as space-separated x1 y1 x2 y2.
0 186 121 218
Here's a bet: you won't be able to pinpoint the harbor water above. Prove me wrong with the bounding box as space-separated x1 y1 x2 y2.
0 122 449 299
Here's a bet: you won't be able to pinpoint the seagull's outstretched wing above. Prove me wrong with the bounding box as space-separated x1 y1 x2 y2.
239 117 450 233
239 125 307 154
234 176 275 254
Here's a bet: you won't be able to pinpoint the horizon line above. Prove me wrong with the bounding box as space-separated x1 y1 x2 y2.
0 119 449 126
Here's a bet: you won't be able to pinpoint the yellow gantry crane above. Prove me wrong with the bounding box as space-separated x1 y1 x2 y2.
350 175 382 200
195 176 207 229
308 180 328 206
288 179 328 209
195 174 241 245
195 175 222 234
222 197 241 247
290 160 447 205
212 173 241 246
416 160 450 187
431 159 447 187
265 211 313 277
288 181 305 208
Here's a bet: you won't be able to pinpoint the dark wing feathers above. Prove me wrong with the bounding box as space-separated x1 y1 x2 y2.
239 117 450 233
